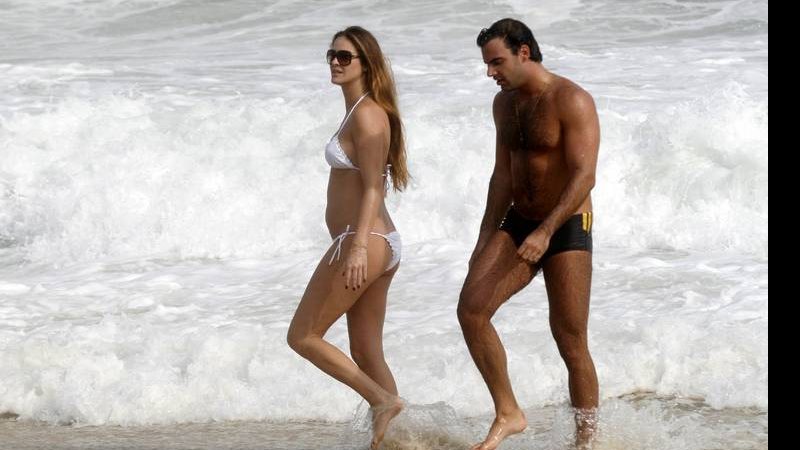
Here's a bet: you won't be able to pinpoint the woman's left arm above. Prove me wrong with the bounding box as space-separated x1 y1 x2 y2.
342 107 390 290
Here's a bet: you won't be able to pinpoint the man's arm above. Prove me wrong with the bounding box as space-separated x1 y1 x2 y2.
470 93 513 266
538 86 600 237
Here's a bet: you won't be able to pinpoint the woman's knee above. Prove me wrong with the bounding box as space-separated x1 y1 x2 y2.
349 340 384 369
287 322 318 357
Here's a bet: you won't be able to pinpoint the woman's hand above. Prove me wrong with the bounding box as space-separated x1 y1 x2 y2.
343 243 368 290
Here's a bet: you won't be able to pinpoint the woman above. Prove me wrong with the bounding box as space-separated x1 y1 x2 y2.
287 26 409 450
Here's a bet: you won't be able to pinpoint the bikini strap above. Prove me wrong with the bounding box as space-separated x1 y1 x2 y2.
335 92 371 136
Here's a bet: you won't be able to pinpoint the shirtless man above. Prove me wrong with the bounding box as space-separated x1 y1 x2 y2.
457 18 601 450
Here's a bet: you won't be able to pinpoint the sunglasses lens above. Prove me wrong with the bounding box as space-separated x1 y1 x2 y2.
326 50 353 66
342 51 354 65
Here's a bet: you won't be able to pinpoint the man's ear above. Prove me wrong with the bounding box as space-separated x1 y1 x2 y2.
519 44 531 60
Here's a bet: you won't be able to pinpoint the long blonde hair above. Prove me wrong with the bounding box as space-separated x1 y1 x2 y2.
332 26 409 192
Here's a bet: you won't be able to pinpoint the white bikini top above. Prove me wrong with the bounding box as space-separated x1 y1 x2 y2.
325 92 370 170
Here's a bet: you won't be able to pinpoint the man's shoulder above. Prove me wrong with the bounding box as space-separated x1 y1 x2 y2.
551 77 595 116
551 75 587 98
491 91 514 118
493 90 513 106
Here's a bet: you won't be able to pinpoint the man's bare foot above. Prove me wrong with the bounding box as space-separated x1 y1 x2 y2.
574 408 598 450
370 396 404 450
470 409 527 450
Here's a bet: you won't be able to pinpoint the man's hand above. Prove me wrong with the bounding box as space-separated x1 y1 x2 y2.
517 228 551 264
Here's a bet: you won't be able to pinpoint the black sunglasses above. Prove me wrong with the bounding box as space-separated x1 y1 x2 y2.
326 49 360 66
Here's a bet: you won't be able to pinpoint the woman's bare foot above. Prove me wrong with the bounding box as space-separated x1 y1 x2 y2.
470 409 527 450
370 396 404 450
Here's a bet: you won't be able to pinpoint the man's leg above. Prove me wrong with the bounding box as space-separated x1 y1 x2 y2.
458 230 539 450
542 250 599 449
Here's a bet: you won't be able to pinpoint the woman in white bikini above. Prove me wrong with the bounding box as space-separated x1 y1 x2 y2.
287 26 409 450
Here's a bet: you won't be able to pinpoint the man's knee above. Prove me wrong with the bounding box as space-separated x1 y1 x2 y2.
457 287 492 327
552 329 590 366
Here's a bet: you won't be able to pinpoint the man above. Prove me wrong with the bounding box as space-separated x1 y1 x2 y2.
457 18 600 450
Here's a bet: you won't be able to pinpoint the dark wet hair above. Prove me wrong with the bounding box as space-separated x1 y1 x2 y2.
476 18 542 62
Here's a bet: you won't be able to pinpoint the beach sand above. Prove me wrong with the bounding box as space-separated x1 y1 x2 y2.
0 393 767 450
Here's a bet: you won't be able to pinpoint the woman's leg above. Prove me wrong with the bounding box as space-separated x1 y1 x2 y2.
287 233 394 406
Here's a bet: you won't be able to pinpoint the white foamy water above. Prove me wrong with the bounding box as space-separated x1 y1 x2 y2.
1 0 767 448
